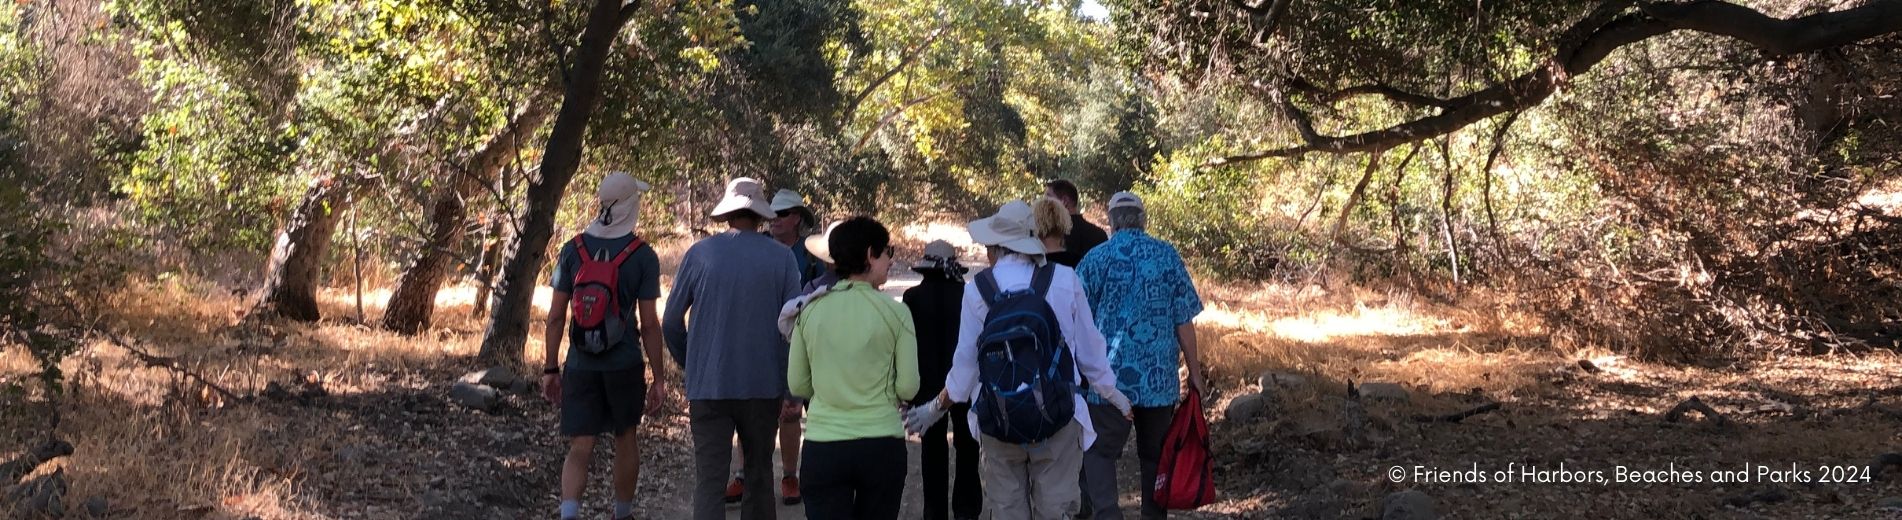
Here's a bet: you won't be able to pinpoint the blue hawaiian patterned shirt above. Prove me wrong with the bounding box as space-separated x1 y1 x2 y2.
1075 229 1203 408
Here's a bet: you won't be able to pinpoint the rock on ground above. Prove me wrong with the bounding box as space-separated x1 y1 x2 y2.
1380 489 1436 520
460 367 523 390
1358 382 1411 402
1225 393 1270 423
450 381 500 412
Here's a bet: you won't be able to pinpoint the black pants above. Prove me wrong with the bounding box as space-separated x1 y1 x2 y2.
1080 404 1175 520
800 437 906 520
922 403 982 520
691 399 782 520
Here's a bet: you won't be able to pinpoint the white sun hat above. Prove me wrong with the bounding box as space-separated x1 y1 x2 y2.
804 221 842 264
709 177 774 222
769 189 809 213
967 200 1045 256
584 172 651 238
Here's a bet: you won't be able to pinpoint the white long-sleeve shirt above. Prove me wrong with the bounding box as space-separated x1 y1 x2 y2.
944 254 1118 450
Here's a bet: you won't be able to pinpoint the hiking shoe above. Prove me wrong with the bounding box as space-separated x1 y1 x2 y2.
780 476 801 505
724 477 744 504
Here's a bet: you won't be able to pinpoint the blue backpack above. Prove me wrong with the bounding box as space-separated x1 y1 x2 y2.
972 264 1077 444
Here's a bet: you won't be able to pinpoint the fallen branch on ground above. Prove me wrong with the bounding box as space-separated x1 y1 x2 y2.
1414 402 1502 423
1859 395 1902 420
2 467 67 518
0 439 72 486
1819 394 1902 420
93 330 243 404
1664 396 1729 426
1873 453 1902 480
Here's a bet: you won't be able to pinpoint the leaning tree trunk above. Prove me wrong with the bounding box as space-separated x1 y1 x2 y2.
469 214 509 319
478 0 640 364
252 176 352 322
380 103 552 334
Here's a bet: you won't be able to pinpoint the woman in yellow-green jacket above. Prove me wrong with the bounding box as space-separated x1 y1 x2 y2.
786 216 919 520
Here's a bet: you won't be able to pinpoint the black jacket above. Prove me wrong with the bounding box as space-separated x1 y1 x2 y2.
903 274 964 406
1050 213 1108 267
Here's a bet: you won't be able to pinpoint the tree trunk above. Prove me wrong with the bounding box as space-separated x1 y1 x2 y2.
252 176 351 322
478 0 640 364
470 215 507 319
380 103 552 334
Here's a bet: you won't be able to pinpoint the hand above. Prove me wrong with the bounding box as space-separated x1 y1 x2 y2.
780 399 804 422
903 398 945 435
1188 371 1209 399
645 380 677 416
541 374 562 406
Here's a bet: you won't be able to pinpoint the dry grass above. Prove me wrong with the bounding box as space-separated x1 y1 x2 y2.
4 227 1900 519
1190 278 1565 403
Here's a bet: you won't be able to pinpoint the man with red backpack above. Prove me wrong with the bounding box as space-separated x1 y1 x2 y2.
539 172 674 520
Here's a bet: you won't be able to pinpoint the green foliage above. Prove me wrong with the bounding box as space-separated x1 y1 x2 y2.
1140 138 1296 280
0 81 70 395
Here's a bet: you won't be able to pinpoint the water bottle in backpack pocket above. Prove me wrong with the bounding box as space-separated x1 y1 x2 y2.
568 235 645 355
972 264 1077 444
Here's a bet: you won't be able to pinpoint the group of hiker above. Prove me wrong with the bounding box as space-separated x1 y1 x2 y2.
540 172 1207 520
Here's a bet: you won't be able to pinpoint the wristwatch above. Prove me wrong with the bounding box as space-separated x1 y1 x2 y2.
543 366 561 375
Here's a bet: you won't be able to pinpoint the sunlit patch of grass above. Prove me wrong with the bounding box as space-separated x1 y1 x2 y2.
1193 278 1561 398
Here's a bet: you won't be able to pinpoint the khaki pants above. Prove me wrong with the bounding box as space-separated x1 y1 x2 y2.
978 421 1084 520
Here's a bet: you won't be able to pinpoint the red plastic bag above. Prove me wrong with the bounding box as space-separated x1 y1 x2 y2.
1154 387 1216 509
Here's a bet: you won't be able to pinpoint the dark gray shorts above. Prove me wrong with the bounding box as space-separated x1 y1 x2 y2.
559 365 647 437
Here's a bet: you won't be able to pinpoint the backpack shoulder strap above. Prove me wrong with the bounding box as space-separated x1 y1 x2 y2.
608 236 646 265
1030 263 1056 297
572 235 601 264
974 269 1001 303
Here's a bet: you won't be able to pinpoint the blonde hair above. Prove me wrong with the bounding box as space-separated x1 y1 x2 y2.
1032 197 1072 239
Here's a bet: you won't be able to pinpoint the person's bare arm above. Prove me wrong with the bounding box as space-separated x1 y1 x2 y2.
542 292 570 404
639 298 675 413
640 299 666 382
1178 322 1206 397
545 292 571 369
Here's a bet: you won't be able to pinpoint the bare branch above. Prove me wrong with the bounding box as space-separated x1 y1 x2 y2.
840 23 951 126
1480 110 1524 261
1278 94 1321 144
93 330 243 405
1329 148 1387 245
1233 0 1297 43
1287 76 1460 109
850 93 942 154
1639 0 1902 55
0 439 72 485
617 0 644 26
1664 396 1731 426
1414 401 1502 423
1204 0 1902 167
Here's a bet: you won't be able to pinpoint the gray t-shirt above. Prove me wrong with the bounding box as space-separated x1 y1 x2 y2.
662 229 802 400
549 233 662 371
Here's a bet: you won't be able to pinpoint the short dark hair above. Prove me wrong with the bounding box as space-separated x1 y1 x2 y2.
1044 179 1080 207
829 216 891 278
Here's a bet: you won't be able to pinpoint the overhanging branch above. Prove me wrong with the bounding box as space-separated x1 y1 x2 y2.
1286 76 1461 109
1205 0 1902 168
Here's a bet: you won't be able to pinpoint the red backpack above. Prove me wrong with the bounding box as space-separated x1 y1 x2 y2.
1155 387 1217 510
569 235 645 355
